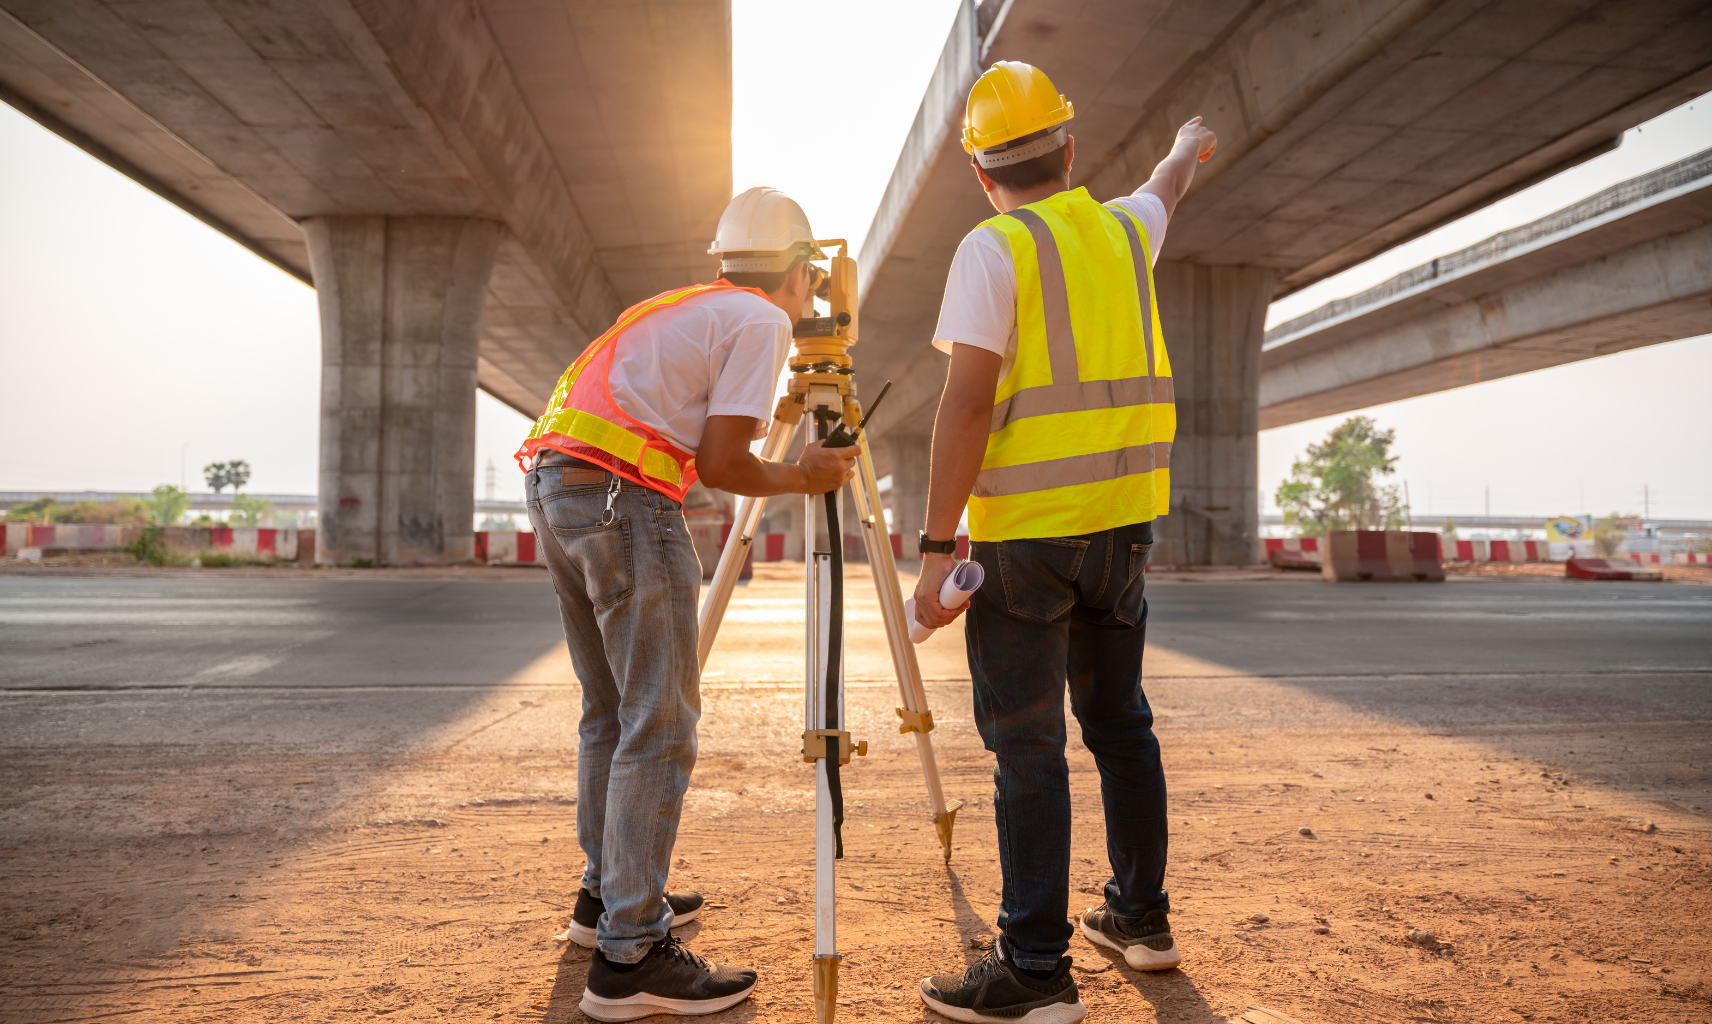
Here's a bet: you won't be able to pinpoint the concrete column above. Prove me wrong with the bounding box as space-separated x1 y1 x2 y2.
305 216 502 565
1151 262 1276 567
885 434 931 558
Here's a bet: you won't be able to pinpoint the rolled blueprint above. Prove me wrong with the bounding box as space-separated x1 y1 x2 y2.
904 559 986 644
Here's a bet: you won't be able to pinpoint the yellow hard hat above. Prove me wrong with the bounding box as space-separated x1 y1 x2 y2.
962 61 1074 167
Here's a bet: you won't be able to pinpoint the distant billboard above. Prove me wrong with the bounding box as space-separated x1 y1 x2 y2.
1545 516 1590 542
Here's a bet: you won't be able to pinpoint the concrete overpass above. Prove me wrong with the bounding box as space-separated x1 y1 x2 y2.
1260 147 1712 426
0 0 731 563
854 0 1712 565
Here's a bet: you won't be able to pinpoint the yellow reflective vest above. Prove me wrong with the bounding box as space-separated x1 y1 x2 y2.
966 187 1174 542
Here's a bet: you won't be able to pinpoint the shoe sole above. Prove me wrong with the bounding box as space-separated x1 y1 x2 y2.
919 985 1087 1024
558 906 704 947
1079 917 1181 971
578 981 754 1022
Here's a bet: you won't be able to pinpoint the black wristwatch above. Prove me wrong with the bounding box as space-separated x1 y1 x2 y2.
918 531 957 556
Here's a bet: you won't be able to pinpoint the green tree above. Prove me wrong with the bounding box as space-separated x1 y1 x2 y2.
4 496 151 524
5 496 60 523
204 460 252 493
1592 513 1636 558
229 493 273 527
145 485 192 525
1275 416 1409 536
1440 517 1458 540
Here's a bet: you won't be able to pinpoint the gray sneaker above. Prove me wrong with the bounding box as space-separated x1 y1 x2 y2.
1079 905 1180 970
918 937 1086 1024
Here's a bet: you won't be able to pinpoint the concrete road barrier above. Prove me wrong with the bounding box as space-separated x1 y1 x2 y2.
4 523 313 562
1322 530 1445 582
1264 537 1323 569
1566 557 1664 581
474 530 539 566
1444 539 1555 563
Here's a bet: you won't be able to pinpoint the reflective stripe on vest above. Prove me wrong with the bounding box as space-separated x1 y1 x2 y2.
967 187 1174 542
515 279 769 501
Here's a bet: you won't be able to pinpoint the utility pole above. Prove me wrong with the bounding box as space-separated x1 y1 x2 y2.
1644 483 1649 521
484 458 496 503
1485 484 1490 520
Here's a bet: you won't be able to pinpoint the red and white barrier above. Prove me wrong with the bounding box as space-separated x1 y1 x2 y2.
1263 537 1322 569
1441 539 1555 563
1566 557 1664 581
3 523 131 552
206 526 302 560
474 531 540 565
1677 552 1712 565
3 524 311 561
1321 531 1445 582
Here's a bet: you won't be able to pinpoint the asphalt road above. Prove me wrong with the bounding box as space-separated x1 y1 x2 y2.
3 572 1707 689
3 570 1706 753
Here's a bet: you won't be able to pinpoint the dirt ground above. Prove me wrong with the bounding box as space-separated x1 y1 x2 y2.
1 562 1709 1024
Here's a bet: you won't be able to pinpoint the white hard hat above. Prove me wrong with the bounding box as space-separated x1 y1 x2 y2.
709 186 825 273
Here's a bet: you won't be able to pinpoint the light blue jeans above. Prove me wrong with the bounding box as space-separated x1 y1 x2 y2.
526 450 702 963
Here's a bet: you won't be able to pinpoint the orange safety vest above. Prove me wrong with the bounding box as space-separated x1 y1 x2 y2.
515 279 771 502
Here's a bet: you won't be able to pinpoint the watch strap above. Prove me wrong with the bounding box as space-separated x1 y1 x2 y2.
918 532 958 555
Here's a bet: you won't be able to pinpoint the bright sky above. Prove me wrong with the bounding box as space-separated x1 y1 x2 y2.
0 0 1708 519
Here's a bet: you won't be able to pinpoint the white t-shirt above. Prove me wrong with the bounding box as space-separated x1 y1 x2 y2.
932 189 1169 376
607 287 791 454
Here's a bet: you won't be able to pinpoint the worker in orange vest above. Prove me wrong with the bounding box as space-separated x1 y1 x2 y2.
516 187 856 1021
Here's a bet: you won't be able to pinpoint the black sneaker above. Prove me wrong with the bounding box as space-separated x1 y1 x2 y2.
918 937 1085 1024
559 887 706 946
579 935 756 1022
1079 904 1180 970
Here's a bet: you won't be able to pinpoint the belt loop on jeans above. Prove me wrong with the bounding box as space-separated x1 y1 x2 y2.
600 476 621 527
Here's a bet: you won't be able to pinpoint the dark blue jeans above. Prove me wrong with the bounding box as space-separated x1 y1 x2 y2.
965 519 1168 970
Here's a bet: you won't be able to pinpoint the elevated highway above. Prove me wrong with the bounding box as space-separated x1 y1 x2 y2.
1259 148 1712 426
854 0 1712 564
0 0 731 563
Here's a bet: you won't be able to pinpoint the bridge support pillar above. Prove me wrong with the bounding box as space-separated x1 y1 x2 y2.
1151 262 1276 567
885 434 931 558
304 216 502 565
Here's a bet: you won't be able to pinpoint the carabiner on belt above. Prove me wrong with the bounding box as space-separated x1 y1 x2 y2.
599 475 621 527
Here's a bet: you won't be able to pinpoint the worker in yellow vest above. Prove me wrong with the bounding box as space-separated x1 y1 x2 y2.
516 187 856 1021
910 62 1216 1022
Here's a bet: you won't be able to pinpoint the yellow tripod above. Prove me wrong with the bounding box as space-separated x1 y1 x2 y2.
694 240 960 1024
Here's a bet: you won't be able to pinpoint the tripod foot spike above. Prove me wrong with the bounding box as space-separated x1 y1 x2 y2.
813 954 841 1024
935 799 964 863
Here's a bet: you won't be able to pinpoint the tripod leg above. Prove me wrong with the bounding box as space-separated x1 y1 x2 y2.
696 415 799 671
848 437 963 862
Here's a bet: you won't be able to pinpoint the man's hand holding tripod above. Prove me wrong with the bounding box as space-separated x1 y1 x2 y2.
698 415 858 496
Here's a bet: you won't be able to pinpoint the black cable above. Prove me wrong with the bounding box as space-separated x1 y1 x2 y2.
818 411 845 860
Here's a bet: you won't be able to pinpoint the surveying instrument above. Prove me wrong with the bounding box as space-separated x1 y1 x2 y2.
695 240 959 1024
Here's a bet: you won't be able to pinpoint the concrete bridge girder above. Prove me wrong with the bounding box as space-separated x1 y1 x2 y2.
1260 150 1712 427
1260 221 1712 427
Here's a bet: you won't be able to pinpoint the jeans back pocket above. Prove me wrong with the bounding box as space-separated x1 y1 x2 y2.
552 518 634 610
998 537 1088 622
